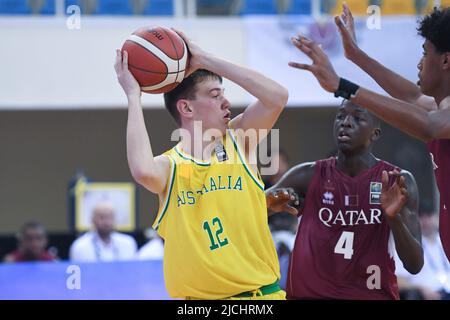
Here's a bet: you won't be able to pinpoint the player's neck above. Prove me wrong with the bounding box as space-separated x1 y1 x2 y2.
179 134 217 162
336 152 378 177
434 79 450 107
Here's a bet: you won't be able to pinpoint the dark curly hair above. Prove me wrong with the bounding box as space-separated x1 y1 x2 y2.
417 7 450 53
164 69 222 126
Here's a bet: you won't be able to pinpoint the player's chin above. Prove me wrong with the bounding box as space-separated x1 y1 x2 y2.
418 82 432 96
336 140 354 151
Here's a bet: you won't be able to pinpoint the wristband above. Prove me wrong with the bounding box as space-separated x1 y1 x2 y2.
334 78 360 99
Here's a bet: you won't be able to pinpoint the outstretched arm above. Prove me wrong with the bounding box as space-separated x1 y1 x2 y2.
115 50 170 195
335 4 436 111
381 170 423 274
288 34 450 142
265 162 316 215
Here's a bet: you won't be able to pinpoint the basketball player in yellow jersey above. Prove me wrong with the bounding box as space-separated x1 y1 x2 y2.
114 29 289 300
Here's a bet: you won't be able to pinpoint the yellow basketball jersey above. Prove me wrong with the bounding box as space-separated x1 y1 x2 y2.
152 129 280 299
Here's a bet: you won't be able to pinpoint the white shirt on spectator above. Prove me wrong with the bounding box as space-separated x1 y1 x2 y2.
395 234 450 293
137 237 164 260
70 231 137 262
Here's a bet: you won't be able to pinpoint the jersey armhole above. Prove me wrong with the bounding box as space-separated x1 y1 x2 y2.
152 155 177 231
228 129 265 191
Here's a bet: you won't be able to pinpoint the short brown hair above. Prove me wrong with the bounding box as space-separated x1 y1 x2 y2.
163 69 222 126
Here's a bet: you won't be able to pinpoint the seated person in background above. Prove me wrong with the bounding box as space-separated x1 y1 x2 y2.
4 221 56 263
395 210 450 300
263 149 290 189
137 228 164 260
70 201 137 262
264 149 297 290
269 213 298 291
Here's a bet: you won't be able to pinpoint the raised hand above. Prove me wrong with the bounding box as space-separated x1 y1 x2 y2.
171 28 210 77
335 3 360 61
114 49 141 99
381 170 408 219
266 188 300 216
289 35 340 93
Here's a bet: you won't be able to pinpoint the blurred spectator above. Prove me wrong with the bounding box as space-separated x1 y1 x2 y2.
269 213 298 290
137 228 164 260
4 221 56 263
395 211 450 300
263 149 290 189
69 201 137 262
264 149 298 290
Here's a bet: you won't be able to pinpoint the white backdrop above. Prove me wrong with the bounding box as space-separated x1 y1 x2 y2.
0 16 248 109
246 15 424 107
0 15 424 109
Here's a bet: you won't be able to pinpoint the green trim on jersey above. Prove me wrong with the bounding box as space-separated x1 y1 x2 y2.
174 145 211 166
154 155 177 231
228 130 265 191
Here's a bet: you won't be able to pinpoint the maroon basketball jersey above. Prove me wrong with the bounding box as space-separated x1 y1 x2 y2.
428 140 450 262
287 158 399 300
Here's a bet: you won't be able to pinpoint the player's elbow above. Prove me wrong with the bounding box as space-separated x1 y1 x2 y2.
276 86 289 109
131 169 164 194
406 262 423 275
404 254 424 275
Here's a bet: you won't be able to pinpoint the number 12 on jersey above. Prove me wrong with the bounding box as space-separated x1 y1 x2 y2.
203 217 229 251
334 231 354 260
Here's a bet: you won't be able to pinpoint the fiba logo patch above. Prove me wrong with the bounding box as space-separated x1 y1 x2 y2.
369 182 382 205
214 141 228 162
322 191 335 205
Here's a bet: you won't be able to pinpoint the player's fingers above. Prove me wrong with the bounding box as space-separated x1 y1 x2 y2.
343 2 350 16
335 15 349 37
401 188 408 197
398 175 407 188
114 49 122 72
288 62 313 71
283 205 299 216
122 50 129 69
388 169 401 176
347 4 354 20
381 170 389 191
292 37 320 62
171 27 190 44
287 188 300 206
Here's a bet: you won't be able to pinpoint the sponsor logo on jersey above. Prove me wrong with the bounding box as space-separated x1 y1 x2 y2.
322 191 335 205
214 141 228 162
370 182 382 205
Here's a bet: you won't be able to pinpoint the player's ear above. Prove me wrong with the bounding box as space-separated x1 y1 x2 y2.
177 99 193 119
442 52 450 70
371 127 381 142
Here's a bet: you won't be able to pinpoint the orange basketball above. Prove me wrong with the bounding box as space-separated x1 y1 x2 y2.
122 26 189 94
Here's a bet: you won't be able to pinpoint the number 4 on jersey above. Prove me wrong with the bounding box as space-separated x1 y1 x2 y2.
334 231 354 260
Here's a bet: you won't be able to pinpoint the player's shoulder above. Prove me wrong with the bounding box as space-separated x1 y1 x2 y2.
377 159 414 176
377 159 402 172
289 161 317 175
